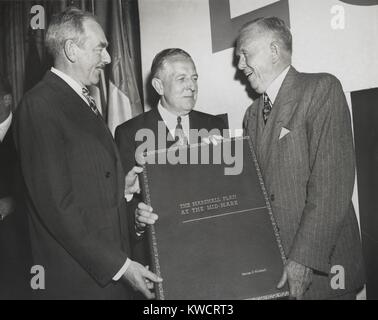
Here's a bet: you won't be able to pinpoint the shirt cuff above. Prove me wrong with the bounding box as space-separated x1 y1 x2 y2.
112 258 131 281
125 194 134 202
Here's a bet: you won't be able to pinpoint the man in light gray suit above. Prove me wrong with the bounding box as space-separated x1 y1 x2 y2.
237 17 364 299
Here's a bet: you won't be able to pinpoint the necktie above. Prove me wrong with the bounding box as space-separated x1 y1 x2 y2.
262 93 272 124
174 116 187 145
82 87 101 117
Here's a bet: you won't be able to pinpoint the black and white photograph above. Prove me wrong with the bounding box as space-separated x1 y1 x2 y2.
0 0 377 305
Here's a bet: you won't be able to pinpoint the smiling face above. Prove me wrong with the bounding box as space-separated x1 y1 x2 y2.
236 27 276 94
153 55 198 116
74 19 111 86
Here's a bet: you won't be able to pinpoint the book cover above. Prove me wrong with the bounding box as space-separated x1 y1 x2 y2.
140 137 289 300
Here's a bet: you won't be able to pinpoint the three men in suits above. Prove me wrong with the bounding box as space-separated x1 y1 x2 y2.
13 8 160 299
237 17 364 299
115 48 227 266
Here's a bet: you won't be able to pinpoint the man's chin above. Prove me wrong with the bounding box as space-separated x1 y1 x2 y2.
89 76 100 86
184 104 195 112
177 105 194 115
248 81 264 94
90 70 103 85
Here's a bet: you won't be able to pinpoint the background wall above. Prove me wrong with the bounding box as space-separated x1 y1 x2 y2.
138 0 378 129
138 0 378 299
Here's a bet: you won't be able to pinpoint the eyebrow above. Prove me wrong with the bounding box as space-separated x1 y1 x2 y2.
175 73 198 77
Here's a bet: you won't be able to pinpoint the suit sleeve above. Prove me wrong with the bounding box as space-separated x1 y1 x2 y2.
242 103 256 138
115 124 143 242
289 76 356 273
15 96 128 286
115 124 138 175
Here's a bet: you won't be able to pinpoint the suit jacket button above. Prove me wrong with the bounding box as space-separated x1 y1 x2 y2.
105 172 111 178
270 194 275 202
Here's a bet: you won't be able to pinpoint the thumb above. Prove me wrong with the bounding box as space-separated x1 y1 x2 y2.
277 270 287 289
128 166 143 178
132 166 143 174
142 267 163 283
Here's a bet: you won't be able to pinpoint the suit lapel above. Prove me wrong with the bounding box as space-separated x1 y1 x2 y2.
244 100 260 162
272 66 299 128
189 111 205 131
144 107 175 149
258 67 300 170
189 111 207 144
43 72 117 159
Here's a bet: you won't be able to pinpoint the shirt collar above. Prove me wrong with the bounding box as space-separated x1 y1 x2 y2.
266 65 290 104
157 101 190 137
51 67 89 105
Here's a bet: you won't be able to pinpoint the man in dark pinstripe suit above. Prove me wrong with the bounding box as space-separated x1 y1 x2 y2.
237 17 364 299
14 8 160 299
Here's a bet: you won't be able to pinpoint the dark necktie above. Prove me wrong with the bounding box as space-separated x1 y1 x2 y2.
82 87 101 117
262 93 273 124
174 116 187 145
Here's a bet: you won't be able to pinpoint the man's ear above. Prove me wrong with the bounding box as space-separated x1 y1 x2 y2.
64 39 77 63
270 41 280 64
151 77 164 95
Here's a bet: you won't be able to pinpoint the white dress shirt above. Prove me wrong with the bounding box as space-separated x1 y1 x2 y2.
158 101 190 139
0 112 12 142
51 67 130 281
266 65 290 104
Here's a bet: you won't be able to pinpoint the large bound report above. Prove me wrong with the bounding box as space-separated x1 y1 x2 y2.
140 137 288 300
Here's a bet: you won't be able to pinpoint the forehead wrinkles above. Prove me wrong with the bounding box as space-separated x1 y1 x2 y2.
161 57 196 78
238 26 272 51
237 31 255 54
82 20 107 47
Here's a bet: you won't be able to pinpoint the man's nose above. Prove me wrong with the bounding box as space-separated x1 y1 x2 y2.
102 49 111 64
186 79 196 91
237 56 245 70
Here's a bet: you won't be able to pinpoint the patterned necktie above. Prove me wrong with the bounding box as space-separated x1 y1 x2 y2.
262 92 273 124
82 87 101 117
174 116 187 145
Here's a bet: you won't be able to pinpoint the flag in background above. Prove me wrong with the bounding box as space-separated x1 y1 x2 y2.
105 0 143 136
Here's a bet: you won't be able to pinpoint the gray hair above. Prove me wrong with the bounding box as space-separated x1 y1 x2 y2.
151 48 193 79
239 17 292 55
45 7 97 59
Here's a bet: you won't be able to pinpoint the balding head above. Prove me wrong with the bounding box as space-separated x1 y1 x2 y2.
235 17 292 94
45 7 98 61
238 17 292 60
